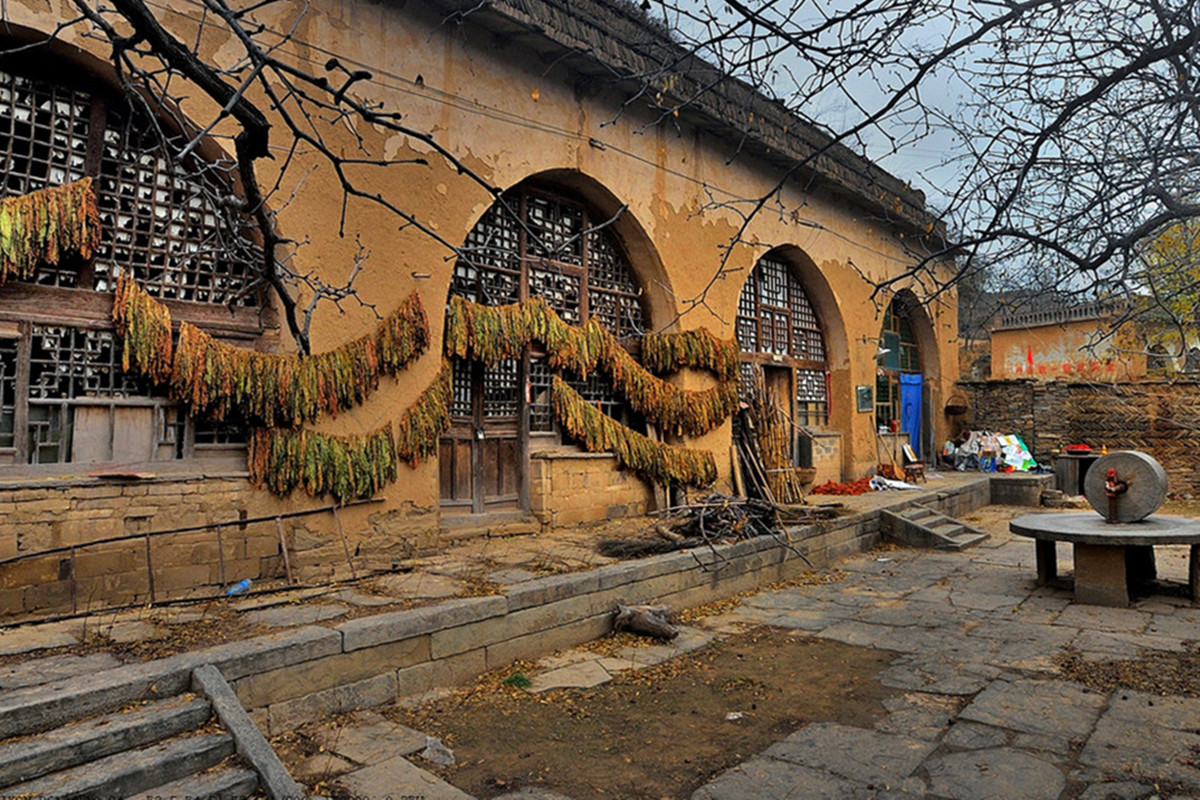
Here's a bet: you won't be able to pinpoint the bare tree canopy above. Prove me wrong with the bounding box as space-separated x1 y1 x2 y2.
639 0 1199 309
7 0 1197 345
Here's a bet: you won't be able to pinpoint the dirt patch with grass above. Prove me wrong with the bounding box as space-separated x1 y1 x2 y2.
389 628 898 800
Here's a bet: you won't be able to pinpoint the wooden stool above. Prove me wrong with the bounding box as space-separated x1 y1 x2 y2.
904 463 926 483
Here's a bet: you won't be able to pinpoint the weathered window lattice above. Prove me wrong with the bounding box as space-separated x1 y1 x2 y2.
735 254 829 426
448 187 646 442
0 65 263 467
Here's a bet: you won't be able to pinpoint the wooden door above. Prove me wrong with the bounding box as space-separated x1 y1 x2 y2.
439 357 525 514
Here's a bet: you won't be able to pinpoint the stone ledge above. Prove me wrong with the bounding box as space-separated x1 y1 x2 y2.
336 595 507 652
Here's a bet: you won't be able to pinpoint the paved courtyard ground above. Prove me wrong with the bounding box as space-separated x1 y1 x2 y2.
294 504 1200 800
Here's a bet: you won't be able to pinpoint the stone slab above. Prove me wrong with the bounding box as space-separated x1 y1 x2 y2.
0 652 121 690
763 722 936 785
192 664 304 800
924 747 1066 800
1011 513 1200 546
369 572 465 600
243 604 350 628
337 596 507 652
527 659 613 692
692 755 861 800
0 625 78 657
337 755 474 800
958 678 1106 740
942 721 1010 750
314 714 427 764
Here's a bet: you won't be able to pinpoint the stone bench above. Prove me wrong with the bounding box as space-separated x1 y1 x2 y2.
1010 512 1200 607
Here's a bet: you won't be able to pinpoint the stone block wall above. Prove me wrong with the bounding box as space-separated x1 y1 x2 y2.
962 378 1200 495
0 476 439 622
530 451 656 527
809 432 842 485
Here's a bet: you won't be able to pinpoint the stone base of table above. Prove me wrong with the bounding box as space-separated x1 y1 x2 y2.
1013 513 1200 608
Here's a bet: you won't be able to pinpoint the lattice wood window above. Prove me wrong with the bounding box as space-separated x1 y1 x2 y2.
0 68 259 303
736 254 828 426
452 188 645 339
449 187 647 439
0 66 260 467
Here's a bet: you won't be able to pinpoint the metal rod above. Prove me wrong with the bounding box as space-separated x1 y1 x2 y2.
275 517 294 586
69 546 77 615
145 536 156 604
215 524 227 586
332 506 357 579
0 498 382 567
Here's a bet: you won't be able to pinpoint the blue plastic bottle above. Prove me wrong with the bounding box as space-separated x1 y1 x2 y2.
225 578 253 596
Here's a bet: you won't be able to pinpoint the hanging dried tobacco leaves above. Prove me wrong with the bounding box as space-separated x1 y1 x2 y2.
247 422 398 502
395 362 452 467
445 296 739 436
169 291 429 428
0 178 101 283
112 272 173 384
643 329 740 382
550 376 717 488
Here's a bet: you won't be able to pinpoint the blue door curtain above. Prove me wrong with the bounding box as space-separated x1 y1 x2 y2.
899 373 923 458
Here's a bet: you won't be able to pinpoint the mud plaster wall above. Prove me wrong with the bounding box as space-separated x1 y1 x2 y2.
962 379 1200 495
990 320 1147 381
0 0 957 599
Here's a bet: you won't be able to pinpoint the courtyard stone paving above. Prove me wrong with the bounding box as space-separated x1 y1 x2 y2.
309 511 1200 800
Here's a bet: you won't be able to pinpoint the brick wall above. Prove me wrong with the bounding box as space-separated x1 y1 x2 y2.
529 452 656 527
961 379 1200 495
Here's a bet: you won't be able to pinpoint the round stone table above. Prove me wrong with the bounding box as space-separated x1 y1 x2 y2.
1010 512 1200 607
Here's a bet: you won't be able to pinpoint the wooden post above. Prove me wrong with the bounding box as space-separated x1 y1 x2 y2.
275 517 294 585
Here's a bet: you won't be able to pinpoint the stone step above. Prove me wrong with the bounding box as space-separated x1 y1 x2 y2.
929 522 967 538
5 732 234 799
900 506 937 521
0 694 211 789
128 766 259 800
939 531 991 551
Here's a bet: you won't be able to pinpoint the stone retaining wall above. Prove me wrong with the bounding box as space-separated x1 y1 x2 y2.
231 479 989 734
0 476 438 621
530 452 656 526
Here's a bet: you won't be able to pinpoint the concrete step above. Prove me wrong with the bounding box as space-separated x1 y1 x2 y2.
0 694 211 788
900 506 937 521
6 732 234 799
129 766 259 800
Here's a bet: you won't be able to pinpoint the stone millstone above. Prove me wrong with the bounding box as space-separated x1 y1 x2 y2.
1083 450 1167 522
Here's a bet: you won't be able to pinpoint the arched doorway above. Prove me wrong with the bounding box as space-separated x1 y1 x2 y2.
735 251 830 469
439 183 648 516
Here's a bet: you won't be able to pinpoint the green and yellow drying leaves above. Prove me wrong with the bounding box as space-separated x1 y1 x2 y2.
114 287 429 428
445 295 738 436
642 328 739 382
112 273 173 384
248 422 398 502
395 362 452 468
0 178 100 283
550 376 716 488
250 362 451 500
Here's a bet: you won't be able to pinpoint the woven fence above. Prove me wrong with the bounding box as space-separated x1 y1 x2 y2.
960 379 1200 495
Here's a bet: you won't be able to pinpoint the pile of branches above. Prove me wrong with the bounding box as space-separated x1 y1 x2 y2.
598 492 837 560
